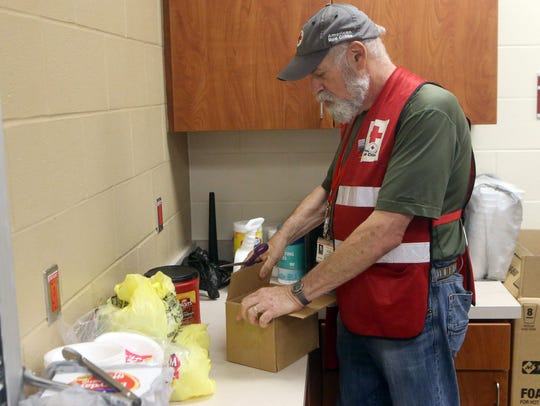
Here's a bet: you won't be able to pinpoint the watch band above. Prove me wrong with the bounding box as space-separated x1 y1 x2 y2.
291 281 310 306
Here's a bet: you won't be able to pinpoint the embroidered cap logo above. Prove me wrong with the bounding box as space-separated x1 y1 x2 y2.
297 30 304 47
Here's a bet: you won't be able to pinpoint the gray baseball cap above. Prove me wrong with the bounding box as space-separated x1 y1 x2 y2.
277 3 381 81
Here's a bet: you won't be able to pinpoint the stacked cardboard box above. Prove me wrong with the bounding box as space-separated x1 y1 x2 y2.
504 230 540 405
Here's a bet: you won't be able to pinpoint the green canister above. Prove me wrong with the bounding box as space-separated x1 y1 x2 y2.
277 237 305 284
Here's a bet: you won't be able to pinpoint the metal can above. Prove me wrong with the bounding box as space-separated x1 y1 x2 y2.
145 265 201 325
278 237 306 284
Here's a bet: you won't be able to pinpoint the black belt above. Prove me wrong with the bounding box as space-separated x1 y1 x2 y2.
434 261 458 280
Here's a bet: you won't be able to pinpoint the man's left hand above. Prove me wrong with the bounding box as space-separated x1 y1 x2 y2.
237 285 303 328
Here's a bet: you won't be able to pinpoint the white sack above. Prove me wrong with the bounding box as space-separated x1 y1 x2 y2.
464 174 524 281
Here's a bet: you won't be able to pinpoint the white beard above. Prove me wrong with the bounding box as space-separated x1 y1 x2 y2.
317 70 370 124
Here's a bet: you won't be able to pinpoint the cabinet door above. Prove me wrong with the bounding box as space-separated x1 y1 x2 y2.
455 322 511 406
455 322 511 371
458 371 508 406
163 0 333 132
346 0 497 124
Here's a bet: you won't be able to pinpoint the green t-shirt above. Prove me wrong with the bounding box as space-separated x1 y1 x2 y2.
322 84 472 261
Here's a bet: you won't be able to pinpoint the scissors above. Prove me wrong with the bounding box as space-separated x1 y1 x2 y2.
219 243 269 268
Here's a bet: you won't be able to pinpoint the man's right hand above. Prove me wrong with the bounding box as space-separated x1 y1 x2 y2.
258 233 288 279
257 185 329 279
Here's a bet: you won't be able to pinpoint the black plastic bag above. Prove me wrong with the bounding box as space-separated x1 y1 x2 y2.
181 247 232 300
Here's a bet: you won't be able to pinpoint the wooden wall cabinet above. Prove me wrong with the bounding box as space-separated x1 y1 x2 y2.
348 0 498 125
163 0 497 132
163 0 333 132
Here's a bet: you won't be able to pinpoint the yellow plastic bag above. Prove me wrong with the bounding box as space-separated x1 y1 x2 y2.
99 272 183 340
169 324 216 401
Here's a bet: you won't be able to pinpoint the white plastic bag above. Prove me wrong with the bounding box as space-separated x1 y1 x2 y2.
464 174 525 280
20 364 173 406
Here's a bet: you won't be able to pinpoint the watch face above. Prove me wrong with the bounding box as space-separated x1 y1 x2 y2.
291 280 309 305
292 281 303 293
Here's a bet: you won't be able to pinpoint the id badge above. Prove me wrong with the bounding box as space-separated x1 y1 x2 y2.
316 237 334 263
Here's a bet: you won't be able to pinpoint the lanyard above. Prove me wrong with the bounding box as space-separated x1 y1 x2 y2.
323 121 357 239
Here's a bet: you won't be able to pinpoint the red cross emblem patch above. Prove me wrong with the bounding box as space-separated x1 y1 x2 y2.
361 119 389 162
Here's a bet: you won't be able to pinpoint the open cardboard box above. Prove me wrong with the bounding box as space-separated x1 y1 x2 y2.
225 263 335 372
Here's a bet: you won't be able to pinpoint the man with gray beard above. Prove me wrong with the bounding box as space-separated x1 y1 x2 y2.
237 4 475 405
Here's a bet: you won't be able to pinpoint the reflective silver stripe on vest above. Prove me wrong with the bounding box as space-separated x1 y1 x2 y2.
335 240 430 264
336 186 380 207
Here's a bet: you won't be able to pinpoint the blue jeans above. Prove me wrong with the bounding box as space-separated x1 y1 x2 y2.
336 267 473 406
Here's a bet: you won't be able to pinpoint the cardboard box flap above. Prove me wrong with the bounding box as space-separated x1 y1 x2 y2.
289 294 336 319
514 240 533 259
504 229 540 298
227 263 270 300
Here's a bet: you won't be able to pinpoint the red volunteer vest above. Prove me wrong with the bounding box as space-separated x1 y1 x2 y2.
333 67 431 339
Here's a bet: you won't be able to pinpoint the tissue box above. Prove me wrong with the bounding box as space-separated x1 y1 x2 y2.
225 263 335 372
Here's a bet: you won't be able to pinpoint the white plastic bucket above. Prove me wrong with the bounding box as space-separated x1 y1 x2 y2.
43 341 124 368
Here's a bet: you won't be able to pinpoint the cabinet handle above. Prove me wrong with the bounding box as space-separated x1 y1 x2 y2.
495 381 500 406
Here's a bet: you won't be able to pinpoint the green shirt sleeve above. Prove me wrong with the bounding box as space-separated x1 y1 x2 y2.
376 85 469 220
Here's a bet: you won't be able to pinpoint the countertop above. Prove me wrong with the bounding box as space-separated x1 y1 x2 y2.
469 280 521 319
176 280 520 405
176 287 307 406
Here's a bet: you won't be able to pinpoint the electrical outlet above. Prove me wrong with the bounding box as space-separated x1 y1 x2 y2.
43 264 61 324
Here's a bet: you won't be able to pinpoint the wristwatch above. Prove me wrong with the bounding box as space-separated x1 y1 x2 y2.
291 281 310 306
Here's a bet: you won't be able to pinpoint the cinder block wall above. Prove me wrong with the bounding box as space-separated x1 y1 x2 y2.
0 1 192 372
